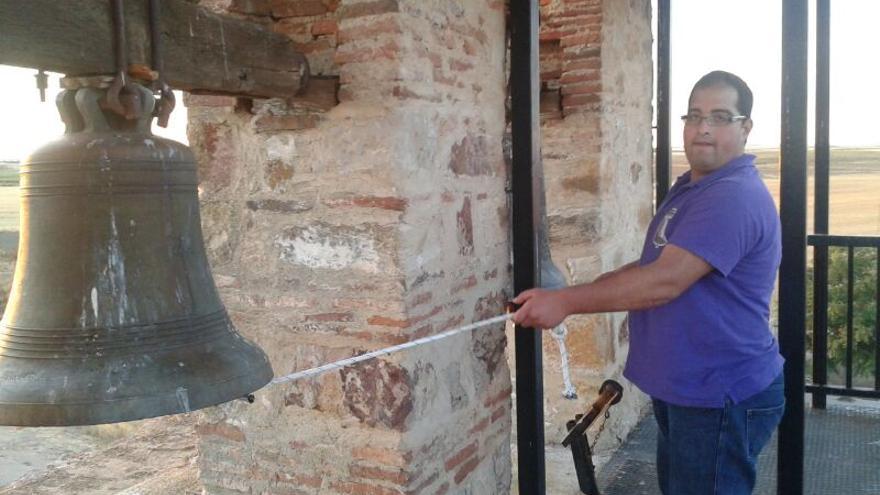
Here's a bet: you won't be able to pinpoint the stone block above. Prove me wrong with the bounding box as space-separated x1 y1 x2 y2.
341 360 413 430
274 222 385 273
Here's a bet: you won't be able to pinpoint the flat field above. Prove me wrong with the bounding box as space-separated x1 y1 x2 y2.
672 147 880 236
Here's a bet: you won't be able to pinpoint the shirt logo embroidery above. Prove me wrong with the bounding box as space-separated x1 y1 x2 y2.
652 207 677 248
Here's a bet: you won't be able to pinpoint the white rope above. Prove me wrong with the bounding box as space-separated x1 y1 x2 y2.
270 313 513 385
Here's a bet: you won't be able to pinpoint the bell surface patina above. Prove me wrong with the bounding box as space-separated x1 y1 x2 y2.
0 84 272 426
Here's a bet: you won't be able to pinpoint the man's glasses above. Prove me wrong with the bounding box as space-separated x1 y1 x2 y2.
681 112 747 127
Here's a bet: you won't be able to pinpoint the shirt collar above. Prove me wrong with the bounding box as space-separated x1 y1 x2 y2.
674 153 756 190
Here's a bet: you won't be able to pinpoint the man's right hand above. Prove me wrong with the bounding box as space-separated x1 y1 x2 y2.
511 288 570 329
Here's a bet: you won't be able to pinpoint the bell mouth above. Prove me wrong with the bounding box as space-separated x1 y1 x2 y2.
0 318 273 426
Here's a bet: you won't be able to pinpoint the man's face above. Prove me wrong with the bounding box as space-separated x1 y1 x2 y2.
683 84 752 180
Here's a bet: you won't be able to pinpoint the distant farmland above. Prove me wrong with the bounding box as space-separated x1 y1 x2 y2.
673 147 880 236
0 147 876 246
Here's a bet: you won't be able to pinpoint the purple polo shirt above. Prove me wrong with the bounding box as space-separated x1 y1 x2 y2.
623 154 784 407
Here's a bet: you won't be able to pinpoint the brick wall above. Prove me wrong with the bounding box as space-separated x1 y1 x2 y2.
190 1 511 493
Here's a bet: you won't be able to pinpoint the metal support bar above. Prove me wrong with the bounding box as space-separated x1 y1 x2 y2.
876 247 880 391
808 235 880 247
846 246 855 389
510 1 546 493
777 1 808 493
812 0 830 410
655 0 671 208
805 384 880 399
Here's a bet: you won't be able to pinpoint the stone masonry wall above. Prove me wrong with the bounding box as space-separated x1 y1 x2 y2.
190 1 511 494
536 0 654 447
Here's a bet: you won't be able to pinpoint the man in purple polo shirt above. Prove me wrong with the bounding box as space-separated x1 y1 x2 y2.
513 71 784 494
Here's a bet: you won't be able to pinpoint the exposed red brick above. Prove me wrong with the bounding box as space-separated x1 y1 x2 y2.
338 0 399 19
449 59 474 72
368 315 409 328
449 134 493 176
406 472 439 495
274 471 323 489
562 93 601 108
337 17 401 44
312 19 338 35
264 160 295 190
352 447 410 467
294 38 335 54
564 46 601 61
468 415 491 435
229 0 273 15
342 361 413 430
330 481 404 495
273 17 311 37
305 312 355 322
453 455 481 484
560 31 601 47
350 464 408 485
272 0 328 18
560 69 601 85
408 291 433 308
451 275 477 294
491 405 507 422
183 94 237 108
484 386 512 408
197 422 246 442
410 324 434 339
246 199 313 213
561 81 602 96
444 441 478 471
562 173 600 193
439 314 464 332
335 40 400 64
391 85 442 103
296 473 324 488
324 195 408 211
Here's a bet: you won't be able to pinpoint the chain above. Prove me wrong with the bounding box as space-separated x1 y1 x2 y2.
589 409 611 451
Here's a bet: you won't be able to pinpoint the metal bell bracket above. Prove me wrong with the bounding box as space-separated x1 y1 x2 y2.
148 0 175 127
103 0 142 120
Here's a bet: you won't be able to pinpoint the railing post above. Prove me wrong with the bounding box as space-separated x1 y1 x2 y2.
812 0 830 410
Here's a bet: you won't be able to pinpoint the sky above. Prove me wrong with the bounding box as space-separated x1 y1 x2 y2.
666 0 880 148
0 71 188 162
1 0 879 160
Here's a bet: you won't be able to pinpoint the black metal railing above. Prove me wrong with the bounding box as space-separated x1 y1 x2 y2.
807 234 880 406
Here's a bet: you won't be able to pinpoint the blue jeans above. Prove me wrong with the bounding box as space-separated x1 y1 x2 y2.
652 373 785 494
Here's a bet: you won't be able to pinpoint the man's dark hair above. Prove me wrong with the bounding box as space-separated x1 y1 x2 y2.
689 70 753 118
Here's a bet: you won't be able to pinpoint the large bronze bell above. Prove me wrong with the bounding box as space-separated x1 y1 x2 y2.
0 83 272 426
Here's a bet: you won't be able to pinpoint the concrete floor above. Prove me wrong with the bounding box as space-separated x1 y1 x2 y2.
513 396 880 495
599 396 880 495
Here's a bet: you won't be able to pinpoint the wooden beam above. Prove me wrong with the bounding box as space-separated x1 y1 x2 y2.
0 0 308 98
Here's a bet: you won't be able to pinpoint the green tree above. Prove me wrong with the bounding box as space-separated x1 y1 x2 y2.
806 247 878 378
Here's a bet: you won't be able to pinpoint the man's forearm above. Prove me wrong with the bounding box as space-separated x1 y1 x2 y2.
559 263 680 314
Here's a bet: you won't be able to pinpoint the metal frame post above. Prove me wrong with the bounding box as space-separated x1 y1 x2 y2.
510 0 546 493
778 0 808 493
655 0 672 208
812 0 831 410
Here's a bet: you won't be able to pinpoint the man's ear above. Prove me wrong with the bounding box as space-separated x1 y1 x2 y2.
742 118 753 144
